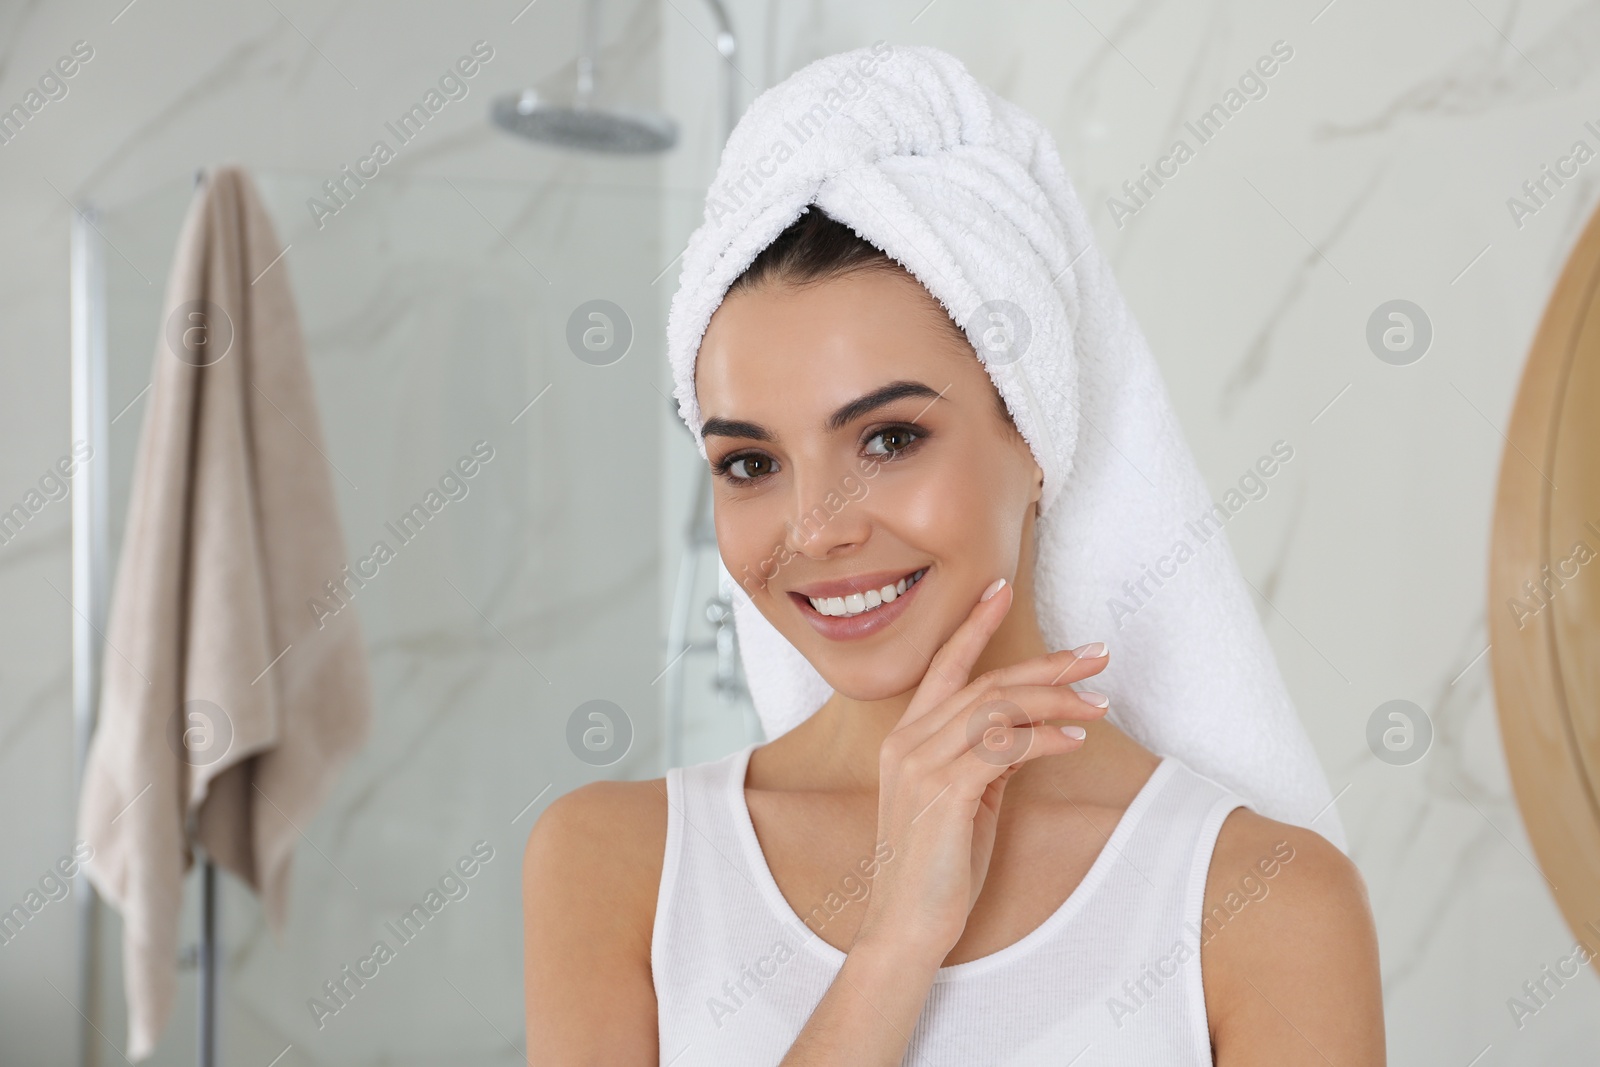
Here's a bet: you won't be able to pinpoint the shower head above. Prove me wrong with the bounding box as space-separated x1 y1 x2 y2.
491 89 677 154
491 0 679 155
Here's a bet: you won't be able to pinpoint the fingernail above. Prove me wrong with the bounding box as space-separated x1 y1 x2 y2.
980 577 1007 602
1060 725 1086 740
1071 641 1107 659
1077 690 1109 708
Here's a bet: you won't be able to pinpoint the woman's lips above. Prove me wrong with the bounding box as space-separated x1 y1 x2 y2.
788 567 928 641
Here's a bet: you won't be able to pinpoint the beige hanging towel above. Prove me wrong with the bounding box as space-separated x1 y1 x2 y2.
76 164 373 1061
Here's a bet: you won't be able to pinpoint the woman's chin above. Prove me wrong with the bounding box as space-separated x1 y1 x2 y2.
804 658 927 704
763 605 943 702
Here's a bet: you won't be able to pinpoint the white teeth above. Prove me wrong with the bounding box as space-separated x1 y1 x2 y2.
808 568 926 618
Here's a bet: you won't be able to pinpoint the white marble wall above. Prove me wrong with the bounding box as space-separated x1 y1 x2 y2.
2 0 1598 1064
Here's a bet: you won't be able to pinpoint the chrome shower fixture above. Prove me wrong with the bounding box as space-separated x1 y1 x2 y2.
491 0 678 154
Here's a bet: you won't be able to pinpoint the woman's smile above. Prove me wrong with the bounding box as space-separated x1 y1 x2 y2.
788 565 931 641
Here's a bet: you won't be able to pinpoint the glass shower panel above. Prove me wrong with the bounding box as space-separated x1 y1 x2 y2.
88 168 739 1065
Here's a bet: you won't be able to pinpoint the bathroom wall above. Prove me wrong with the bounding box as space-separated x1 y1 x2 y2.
2 0 1598 1064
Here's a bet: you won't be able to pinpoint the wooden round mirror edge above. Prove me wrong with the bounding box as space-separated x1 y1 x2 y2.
1489 195 1600 953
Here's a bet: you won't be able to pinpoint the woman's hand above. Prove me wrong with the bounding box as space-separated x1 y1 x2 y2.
851 576 1111 968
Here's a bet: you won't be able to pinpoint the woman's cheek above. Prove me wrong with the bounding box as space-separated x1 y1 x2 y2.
716 509 788 601
886 460 991 552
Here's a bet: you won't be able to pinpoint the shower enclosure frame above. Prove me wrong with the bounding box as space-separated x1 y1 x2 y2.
67 5 741 1065
69 169 223 1067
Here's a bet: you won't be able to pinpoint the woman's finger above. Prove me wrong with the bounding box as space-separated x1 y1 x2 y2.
895 576 1016 730
993 641 1109 690
897 643 1110 745
919 721 1088 808
918 683 1109 764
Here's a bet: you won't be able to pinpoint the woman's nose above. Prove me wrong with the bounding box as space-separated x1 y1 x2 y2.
784 464 871 558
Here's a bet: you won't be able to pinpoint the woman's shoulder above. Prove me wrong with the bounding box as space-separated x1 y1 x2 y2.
1203 806 1367 936
523 777 669 943
525 777 669 873
526 744 752 901
523 778 670 1056
1200 806 1385 1059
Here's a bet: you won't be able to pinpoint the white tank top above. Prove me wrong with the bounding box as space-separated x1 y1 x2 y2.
652 742 1249 1066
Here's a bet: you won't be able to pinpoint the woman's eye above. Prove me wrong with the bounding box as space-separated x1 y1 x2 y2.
717 453 777 482
715 427 921 484
865 426 921 457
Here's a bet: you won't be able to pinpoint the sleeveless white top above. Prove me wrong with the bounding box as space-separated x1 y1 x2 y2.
652 742 1249 1066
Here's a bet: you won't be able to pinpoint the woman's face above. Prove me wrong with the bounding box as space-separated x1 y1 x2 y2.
695 265 1044 702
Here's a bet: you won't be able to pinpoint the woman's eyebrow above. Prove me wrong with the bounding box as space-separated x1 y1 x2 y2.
701 380 945 442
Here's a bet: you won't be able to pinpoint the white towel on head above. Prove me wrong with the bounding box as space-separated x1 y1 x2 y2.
668 42 1344 850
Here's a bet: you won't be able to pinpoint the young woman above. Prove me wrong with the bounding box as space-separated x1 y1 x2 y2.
522 204 1384 1064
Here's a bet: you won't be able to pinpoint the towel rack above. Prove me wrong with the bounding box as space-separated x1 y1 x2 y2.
195 159 218 1067
70 190 108 1067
